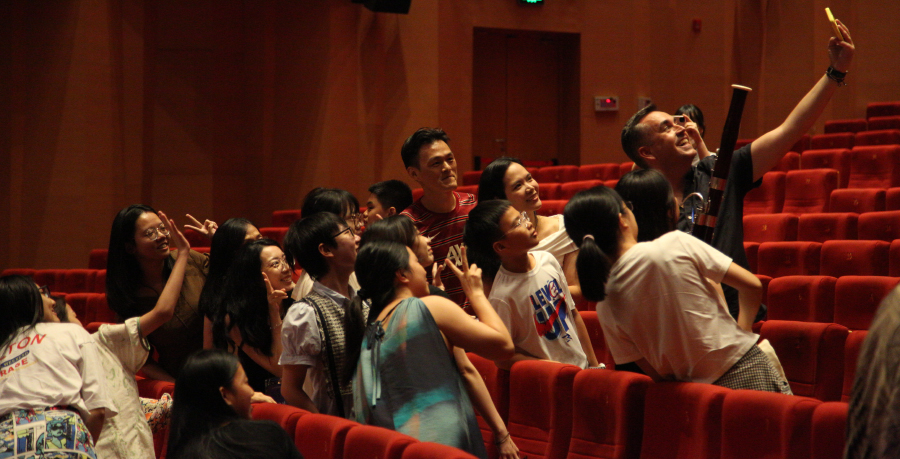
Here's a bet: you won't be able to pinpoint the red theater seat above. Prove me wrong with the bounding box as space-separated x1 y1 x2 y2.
1 268 36 278
810 133 855 150
797 213 858 242
537 200 567 217
536 166 580 184
294 414 360 459
867 115 900 131
457 184 479 195
467 353 510 457
855 129 900 147
604 179 619 189
792 134 812 154
891 240 900 276
858 210 900 241
250 403 308 440
758 320 848 401
720 389 821 459
568 369 651 459
578 311 616 367
824 118 867 134
88 249 108 269
259 227 289 244
886 187 900 210
820 240 890 277
771 151 801 172
756 242 822 278
735 138 753 149
539 183 562 201
137 377 176 399
183 228 209 248
64 293 92 322
343 425 418 459
578 164 620 181
559 180 603 200
833 276 900 330
412 188 424 201
508 360 579 459
743 171 785 215
462 170 483 186
619 162 634 177
757 274 772 306
744 242 759 273
848 145 900 188
34 269 66 293
841 330 868 402
783 169 839 214
828 188 885 213
401 442 481 459
743 214 798 243
61 269 98 294
640 382 729 459
800 149 851 188
93 270 106 293
811 402 848 459
866 101 900 119
765 276 837 323
272 209 302 227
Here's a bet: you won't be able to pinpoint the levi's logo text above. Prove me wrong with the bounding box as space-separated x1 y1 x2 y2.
529 279 572 342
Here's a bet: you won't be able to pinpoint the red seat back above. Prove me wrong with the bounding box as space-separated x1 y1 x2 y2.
891 240 900 276
823 118 867 134
578 311 616 367
1 268 36 278
854 129 900 147
833 276 900 330
183 228 210 248
744 242 759 273
867 115 900 131
578 164 620 181
820 240 890 277
272 210 302 227
841 330 868 402
756 242 822 278
536 166 580 184
783 169 839 214
559 180 604 200
508 360 579 459
810 133 855 150
250 403 309 441
343 425 418 459
401 442 481 459
848 145 900 188
462 170 483 186
811 402 848 459
771 151 801 172
743 171 785 215
797 213 858 242
89 249 108 269
457 184 479 195
758 320 849 401
866 101 900 119
766 276 837 323
800 149 851 188
467 352 510 457
858 210 900 241
569 369 651 459
537 200 568 217
640 382 730 459
720 390 821 459
619 162 634 177
828 188 885 214
294 413 360 459
259 227 289 244
34 269 66 293
742 213 798 243
539 182 562 201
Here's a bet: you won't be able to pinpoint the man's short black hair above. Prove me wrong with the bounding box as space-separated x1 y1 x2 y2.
621 103 657 170
368 180 413 213
400 128 450 169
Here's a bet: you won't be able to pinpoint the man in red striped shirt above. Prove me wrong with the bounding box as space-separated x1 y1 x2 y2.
400 128 477 306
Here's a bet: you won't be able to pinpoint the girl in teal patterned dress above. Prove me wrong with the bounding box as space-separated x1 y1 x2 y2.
345 242 514 458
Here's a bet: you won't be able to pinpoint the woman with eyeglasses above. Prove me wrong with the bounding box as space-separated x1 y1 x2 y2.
105 204 209 382
477 157 582 301
1 274 116 458
211 239 294 398
564 186 790 392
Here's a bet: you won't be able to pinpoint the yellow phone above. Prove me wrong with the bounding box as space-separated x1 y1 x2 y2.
825 8 844 41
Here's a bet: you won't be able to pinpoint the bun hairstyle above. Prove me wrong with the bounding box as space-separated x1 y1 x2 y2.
343 240 412 385
477 157 524 202
614 169 675 242
463 200 512 281
563 186 629 302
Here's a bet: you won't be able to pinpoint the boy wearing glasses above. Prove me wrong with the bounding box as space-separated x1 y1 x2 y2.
464 200 599 370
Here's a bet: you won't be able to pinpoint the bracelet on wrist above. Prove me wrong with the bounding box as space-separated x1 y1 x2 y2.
825 66 847 87
494 432 511 446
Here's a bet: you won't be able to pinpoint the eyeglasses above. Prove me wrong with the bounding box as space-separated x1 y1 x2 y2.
345 213 364 232
622 201 634 212
332 226 353 239
142 223 170 240
265 256 291 271
38 285 51 298
503 211 531 236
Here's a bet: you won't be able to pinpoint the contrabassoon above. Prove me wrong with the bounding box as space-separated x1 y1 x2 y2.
690 84 753 243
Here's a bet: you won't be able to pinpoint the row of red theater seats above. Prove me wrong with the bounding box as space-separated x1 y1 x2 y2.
825 115 900 134
744 239 900 278
136 378 480 459
467 354 848 459
754 275 898 330
744 210 900 242
0 268 107 294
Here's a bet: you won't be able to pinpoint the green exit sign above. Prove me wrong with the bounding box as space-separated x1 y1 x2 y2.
519 0 544 4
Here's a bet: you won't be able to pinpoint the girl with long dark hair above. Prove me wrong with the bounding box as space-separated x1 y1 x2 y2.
477 157 582 300
564 186 789 392
105 204 210 381
212 239 294 394
1 275 115 458
166 350 301 459
347 241 514 458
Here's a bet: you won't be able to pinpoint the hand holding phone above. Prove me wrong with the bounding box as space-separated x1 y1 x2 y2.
825 8 844 41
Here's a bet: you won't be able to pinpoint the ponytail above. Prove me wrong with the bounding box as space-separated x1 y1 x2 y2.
564 186 629 302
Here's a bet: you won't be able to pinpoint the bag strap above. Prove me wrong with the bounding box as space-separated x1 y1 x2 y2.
310 296 346 418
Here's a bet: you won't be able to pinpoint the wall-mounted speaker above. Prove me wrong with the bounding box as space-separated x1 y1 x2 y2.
359 0 411 14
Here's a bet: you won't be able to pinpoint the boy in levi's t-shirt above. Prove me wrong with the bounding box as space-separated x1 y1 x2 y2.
464 200 600 370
